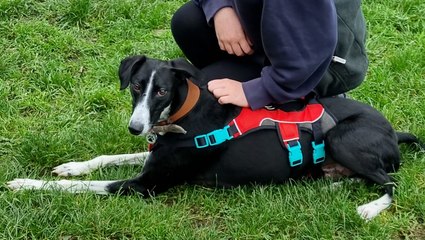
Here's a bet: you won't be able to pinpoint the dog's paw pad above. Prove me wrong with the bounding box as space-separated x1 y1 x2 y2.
52 162 92 176
7 179 45 190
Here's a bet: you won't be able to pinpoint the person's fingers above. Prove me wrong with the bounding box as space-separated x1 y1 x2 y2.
222 40 253 56
208 81 228 98
221 40 249 56
239 39 254 55
208 79 249 107
216 31 248 56
231 43 244 56
223 42 235 55
218 40 225 51
217 96 231 105
211 88 228 99
247 37 253 46
207 80 221 92
208 79 228 88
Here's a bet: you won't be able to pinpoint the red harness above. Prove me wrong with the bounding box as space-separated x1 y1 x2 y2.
229 103 324 139
194 103 330 167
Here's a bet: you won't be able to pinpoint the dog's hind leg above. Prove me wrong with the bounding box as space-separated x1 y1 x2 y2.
351 166 396 220
322 161 394 220
335 158 396 220
52 152 149 176
325 122 400 220
356 182 394 221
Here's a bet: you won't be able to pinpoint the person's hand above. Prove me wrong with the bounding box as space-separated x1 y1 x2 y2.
213 7 254 56
208 79 249 107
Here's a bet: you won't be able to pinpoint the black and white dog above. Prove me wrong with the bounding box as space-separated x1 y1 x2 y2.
8 55 423 221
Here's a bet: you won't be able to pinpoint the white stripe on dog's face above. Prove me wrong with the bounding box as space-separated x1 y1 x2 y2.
129 70 156 134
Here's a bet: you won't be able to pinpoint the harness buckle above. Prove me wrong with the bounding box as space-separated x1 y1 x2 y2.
206 126 233 146
287 141 303 167
312 141 325 164
194 126 233 148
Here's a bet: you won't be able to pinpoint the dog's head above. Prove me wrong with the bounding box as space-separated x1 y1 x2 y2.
119 55 200 135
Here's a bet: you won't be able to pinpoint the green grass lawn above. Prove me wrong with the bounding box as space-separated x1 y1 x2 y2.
1 0 425 239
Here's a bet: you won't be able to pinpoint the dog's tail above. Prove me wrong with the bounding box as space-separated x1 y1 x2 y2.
396 132 425 150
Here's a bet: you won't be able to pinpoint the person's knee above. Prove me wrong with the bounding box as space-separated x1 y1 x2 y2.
171 2 205 39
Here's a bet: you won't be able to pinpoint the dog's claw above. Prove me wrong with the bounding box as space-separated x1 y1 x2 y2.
52 162 93 176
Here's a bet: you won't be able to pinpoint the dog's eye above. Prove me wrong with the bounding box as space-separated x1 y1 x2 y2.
133 84 141 92
157 88 167 97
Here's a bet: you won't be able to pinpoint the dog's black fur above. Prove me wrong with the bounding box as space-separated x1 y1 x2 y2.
107 55 423 201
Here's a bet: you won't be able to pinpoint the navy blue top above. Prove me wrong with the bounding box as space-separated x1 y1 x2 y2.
193 0 337 109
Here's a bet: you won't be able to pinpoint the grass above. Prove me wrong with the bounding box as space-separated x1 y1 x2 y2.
1 0 424 239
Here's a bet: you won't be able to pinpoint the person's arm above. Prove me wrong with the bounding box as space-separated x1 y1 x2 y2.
242 0 338 109
192 0 233 24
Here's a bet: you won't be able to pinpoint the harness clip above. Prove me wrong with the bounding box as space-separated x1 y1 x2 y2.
194 126 233 148
287 141 303 167
206 126 233 146
312 141 325 164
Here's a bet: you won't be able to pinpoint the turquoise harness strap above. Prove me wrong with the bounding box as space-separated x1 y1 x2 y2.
312 119 326 164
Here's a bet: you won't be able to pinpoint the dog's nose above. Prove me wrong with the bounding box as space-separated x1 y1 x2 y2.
128 126 143 135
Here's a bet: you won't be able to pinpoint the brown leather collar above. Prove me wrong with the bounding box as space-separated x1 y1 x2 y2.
157 79 200 125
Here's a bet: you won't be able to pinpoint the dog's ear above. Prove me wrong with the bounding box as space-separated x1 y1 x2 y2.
118 55 147 90
167 58 202 80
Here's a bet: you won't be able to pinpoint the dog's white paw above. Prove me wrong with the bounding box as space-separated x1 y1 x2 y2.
356 194 392 221
52 161 93 176
357 203 381 220
7 179 46 191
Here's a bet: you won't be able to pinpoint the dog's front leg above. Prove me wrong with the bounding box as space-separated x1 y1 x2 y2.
52 152 149 176
7 179 118 194
105 160 184 197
